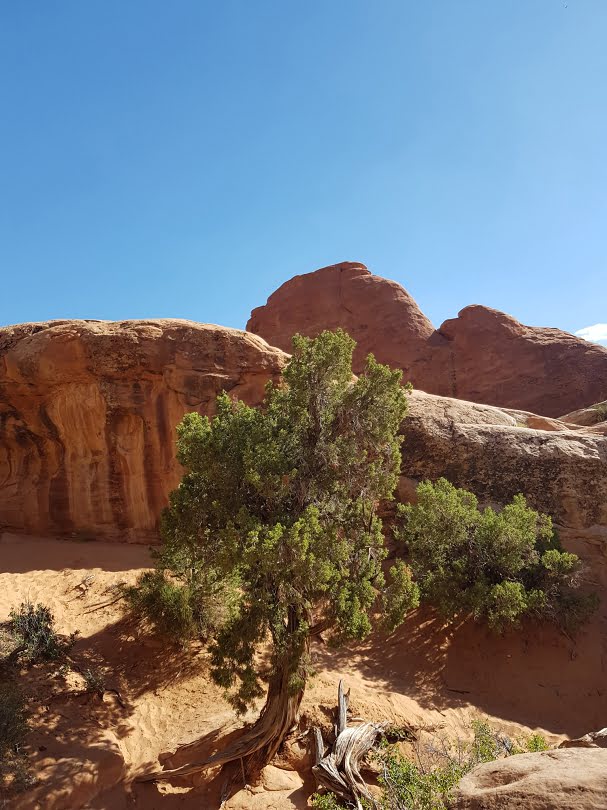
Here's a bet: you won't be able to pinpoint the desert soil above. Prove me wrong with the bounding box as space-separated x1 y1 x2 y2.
1 532 605 810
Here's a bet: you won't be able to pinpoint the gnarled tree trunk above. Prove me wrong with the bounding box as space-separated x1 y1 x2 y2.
141 610 309 784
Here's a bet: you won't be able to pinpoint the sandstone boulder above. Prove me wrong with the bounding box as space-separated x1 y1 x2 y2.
559 728 607 749
401 390 607 534
452 748 607 809
559 400 607 427
0 320 286 541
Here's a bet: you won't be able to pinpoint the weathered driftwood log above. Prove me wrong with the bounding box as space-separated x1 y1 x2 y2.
312 680 386 809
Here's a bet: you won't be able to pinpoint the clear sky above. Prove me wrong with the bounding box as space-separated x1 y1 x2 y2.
1 1 606 343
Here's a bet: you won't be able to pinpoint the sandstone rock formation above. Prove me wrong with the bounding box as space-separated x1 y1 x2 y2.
439 306 607 417
0 320 286 541
401 390 607 536
2 316 606 552
247 263 607 416
452 748 607 809
559 727 607 749
560 400 607 427
247 261 449 387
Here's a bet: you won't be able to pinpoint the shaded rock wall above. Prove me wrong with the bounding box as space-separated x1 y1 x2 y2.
0 320 286 541
401 390 607 533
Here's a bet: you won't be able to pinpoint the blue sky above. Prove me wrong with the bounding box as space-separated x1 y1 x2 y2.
1 1 606 343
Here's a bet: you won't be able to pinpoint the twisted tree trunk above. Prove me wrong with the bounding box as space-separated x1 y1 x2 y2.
141 610 309 784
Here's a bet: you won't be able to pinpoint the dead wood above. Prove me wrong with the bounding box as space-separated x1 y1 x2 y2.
312 680 386 810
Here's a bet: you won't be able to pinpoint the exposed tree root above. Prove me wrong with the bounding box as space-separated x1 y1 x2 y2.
139 676 384 810
138 663 304 784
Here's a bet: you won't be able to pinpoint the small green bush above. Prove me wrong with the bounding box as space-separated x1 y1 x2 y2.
521 732 549 753
310 792 348 810
7 602 74 662
123 559 239 644
310 720 551 810
82 667 106 696
593 403 607 423
396 479 598 631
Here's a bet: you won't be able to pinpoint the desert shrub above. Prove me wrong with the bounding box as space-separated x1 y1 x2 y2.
0 680 33 795
593 402 607 423
310 792 348 810
7 602 74 662
395 479 597 631
82 667 106 696
311 720 550 810
124 558 239 644
519 732 549 753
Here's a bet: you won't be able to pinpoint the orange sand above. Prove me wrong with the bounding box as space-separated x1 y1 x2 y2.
1 532 605 809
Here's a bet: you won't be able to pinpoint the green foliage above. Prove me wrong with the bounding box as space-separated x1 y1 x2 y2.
137 329 417 712
82 667 106 696
371 720 510 810
521 732 549 753
593 402 607 423
124 566 238 644
396 479 597 631
310 792 348 810
314 719 550 810
7 602 74 662
0 680 33 796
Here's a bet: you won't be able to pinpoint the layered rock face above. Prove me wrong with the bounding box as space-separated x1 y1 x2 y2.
401 390 607 535
0 320 286 541
248 263 607 417
453 748 607 810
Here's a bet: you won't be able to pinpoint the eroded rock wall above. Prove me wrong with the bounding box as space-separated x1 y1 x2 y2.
0 320 286 541
401 390 607 533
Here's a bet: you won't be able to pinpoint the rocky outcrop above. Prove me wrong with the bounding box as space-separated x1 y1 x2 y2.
452 749 607 809
247 262 450 388
247 263 607 417
560 728 607 749
2 318 606 549
439 306 607 417
0 320 286 541
401 390 607 534
560 400 607 427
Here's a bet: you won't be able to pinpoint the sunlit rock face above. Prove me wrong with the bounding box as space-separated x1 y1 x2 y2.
401 390 607 534
247 263 607 417
0 320 286 541
247 261 451 393
452 748 607 810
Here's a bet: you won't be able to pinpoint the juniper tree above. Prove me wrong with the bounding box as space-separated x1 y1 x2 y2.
396 478 597 632
147 329 418 776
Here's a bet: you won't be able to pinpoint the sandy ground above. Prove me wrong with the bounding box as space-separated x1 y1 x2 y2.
1 532 605 810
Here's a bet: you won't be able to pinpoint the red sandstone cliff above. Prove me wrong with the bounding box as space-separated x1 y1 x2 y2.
0 319 286 541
